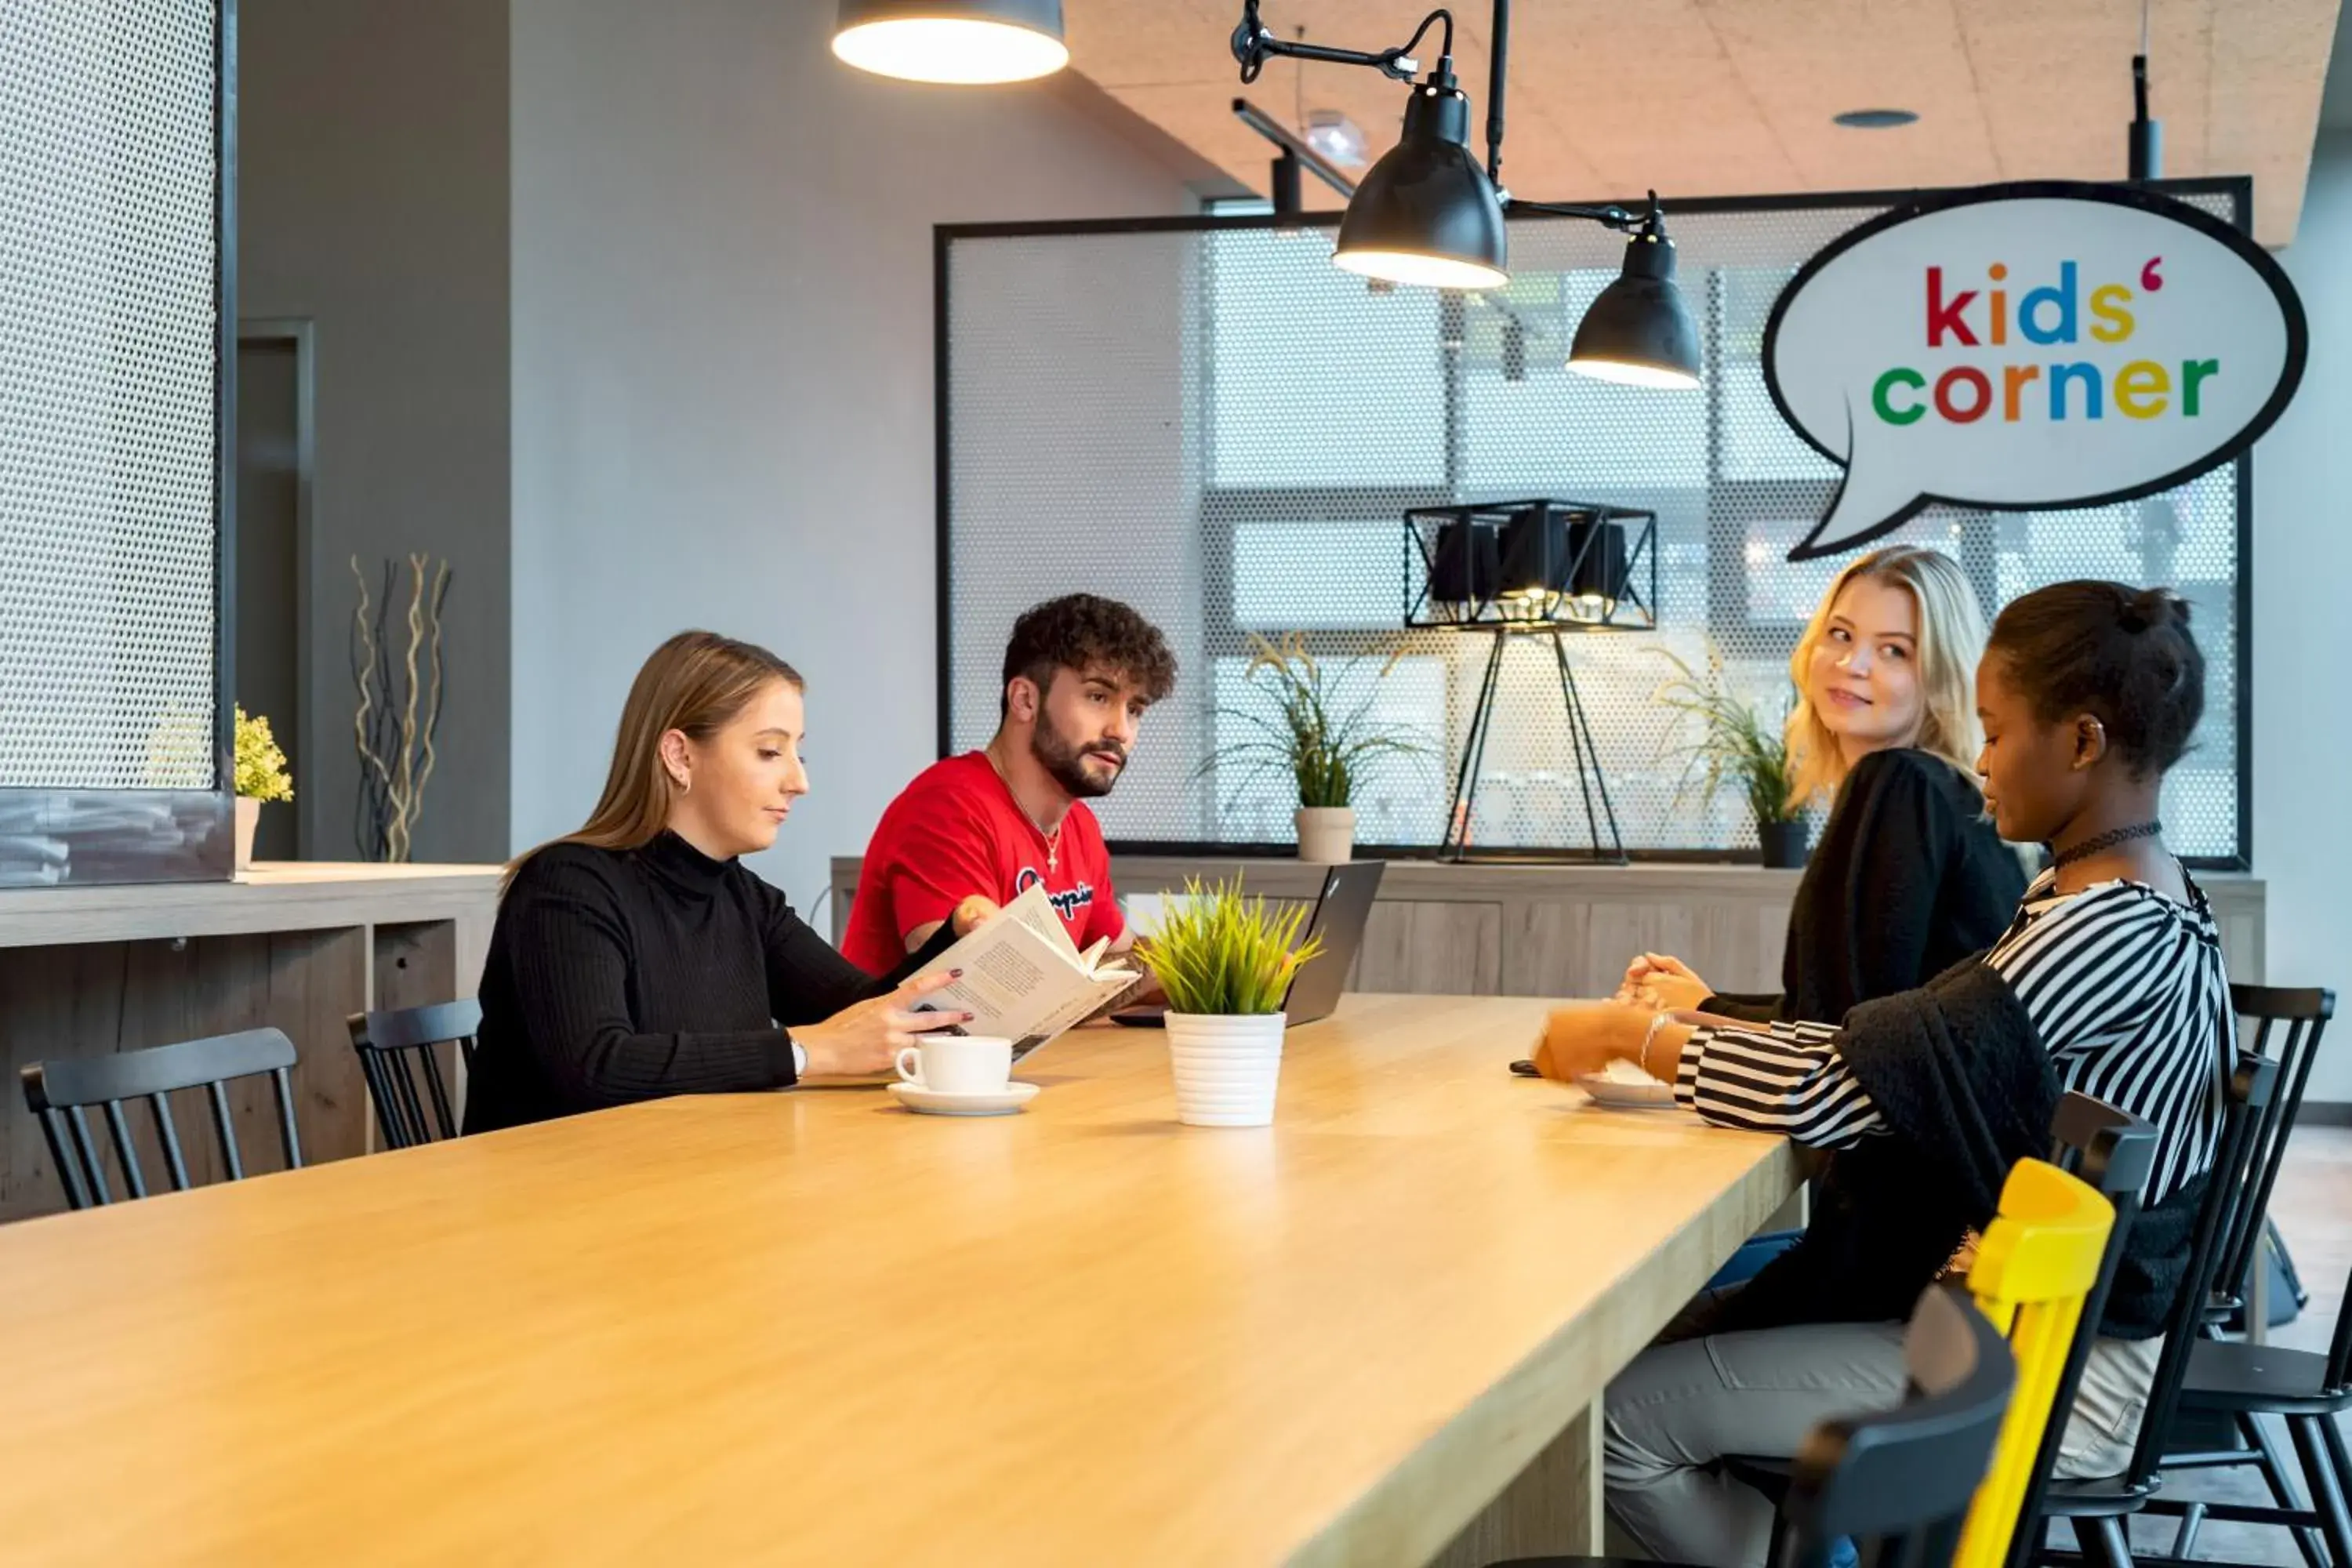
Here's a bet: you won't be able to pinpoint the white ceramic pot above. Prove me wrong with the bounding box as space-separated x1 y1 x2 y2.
1294 806 1356 863
1165 1011 1287 1127
234 796 261 873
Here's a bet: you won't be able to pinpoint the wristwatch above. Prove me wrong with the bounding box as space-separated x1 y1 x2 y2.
789 1039 808 1077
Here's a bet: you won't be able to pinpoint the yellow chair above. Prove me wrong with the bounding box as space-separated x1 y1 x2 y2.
1952 1157 2118 1568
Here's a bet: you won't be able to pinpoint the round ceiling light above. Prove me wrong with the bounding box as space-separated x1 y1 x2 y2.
833 1 1069 85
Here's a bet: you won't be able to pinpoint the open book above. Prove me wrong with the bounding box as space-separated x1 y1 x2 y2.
909 882 1145 1054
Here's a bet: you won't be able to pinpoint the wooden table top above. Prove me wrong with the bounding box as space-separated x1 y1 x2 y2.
0 996 1795 1566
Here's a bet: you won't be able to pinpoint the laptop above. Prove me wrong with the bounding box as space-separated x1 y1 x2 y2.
1109 861 1385 1028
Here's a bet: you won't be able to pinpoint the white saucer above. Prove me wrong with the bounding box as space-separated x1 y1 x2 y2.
887 1081 1039 1117
1573 1071 1678 1109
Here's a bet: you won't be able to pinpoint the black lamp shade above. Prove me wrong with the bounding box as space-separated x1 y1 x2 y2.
1498 510 1566 600
1567 517 1628 615
833 0 1068 84
1568 231 1701 388
1494 510 1629 619
1334 84 1508 290
1431 521 1501 605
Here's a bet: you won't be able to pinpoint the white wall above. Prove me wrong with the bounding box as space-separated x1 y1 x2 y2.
2257 128 2352 1103
510 1 1202 913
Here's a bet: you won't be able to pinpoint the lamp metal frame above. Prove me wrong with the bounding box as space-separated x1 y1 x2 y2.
1402 499 1652 864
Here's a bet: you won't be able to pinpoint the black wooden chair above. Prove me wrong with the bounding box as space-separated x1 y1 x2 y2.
2020 1050 2281 1568
2120 985 2339 1568
19 1028 304 1209
2205 986 2334 1335
346 999 481 1149
2143 1252 2352 1568
1491 1283 2016 1568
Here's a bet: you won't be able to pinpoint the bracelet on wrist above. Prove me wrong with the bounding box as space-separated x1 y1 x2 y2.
1639 1011 1670 1079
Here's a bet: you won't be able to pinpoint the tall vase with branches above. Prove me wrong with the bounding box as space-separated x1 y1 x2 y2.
1653 648 1809 868
350 554 451 862
1203 632 1428 862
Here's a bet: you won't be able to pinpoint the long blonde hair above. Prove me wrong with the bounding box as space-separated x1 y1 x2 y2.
506 630 802 888
1784 546 1987 811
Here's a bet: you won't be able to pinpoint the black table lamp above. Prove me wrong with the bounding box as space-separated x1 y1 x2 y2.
1409 501 1656 862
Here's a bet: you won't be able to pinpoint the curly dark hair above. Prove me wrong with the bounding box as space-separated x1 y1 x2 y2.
1987 581 2204 779
1000 593 1178 716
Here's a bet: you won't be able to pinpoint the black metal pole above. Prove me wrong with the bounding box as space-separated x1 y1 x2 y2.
1485 0 1508 183
1271 149 1301 216
1443 630 1508 860
2129 53 2161 180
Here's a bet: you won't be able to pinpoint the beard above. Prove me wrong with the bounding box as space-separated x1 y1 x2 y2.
1031 712 1126 800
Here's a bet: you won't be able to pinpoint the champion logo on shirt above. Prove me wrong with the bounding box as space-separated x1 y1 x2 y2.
1014 866 1095 923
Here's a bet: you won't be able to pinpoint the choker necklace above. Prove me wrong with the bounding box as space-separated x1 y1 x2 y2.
2050 821 2162 870
983 744 1063 873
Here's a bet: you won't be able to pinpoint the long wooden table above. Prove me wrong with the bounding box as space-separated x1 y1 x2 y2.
0 995 1795 1565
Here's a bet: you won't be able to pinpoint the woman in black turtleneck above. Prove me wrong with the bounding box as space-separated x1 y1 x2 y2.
1622 546 2022 1024
465 631 980 1135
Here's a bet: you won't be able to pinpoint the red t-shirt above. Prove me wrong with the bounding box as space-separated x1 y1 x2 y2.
842 751 1124 975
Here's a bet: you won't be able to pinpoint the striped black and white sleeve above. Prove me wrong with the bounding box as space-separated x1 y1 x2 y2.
1671 1017 1888 1148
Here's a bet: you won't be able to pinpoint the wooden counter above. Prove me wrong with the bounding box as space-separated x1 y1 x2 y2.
0 994 1795 1565
0 862 503 1222
833 855 2268 999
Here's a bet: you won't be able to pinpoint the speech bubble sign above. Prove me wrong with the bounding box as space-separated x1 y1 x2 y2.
1763 181 2307 561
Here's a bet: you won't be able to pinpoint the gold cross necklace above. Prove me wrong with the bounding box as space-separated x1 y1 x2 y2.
983 742 1063 873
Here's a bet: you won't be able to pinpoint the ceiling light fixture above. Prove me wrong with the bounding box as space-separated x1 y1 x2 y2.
1229 0 1700 388
1832 108 1918 129
832 0 1068 85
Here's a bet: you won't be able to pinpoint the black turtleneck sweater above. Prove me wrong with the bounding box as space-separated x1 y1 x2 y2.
1704 747 2026 1025
464 833 944 1134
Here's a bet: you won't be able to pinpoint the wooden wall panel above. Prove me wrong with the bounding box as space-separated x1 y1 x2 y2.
1354 902 1504 996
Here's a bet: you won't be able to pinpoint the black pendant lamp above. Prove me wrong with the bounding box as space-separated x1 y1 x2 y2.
1568 214 1702 390
1333 76 1508 291
833 0 1069 85
1230 3 1701 389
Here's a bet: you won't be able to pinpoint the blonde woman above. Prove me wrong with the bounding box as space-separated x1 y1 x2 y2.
1626 546 2024 1025
466 631 982 1134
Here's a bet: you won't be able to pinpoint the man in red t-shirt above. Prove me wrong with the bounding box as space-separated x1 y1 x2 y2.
842 594 1178 975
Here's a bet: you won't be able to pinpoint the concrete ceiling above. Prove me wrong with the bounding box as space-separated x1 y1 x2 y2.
1065 0 2342 245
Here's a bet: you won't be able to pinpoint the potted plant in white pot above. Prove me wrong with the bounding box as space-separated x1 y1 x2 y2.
1654 651 1806 868
1136 878 1322 1127
233 706 294 873
1204 632 1428 862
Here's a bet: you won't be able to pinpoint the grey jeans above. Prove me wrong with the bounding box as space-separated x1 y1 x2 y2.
1602 1316 2157 1568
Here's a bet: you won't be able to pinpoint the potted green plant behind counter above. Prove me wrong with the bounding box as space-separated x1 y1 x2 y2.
234 706 295 873
1204 632 1428 862
1654 651 1808 869
1136 878 1322 1127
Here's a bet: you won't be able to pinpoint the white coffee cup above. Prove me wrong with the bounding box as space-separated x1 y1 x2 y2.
895 1033 1014 1096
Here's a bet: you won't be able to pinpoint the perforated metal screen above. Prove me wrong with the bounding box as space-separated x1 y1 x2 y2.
1 0 221 789
942 190 2245 862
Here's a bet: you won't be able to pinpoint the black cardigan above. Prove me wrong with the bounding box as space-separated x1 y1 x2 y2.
1695 959 2201 1341
465 833 949 1134
1708 748 2025 1025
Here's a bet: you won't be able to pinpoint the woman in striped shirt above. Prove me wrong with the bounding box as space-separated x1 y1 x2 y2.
1535 581 2229 1568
